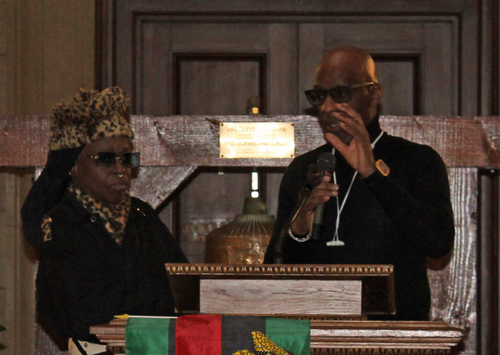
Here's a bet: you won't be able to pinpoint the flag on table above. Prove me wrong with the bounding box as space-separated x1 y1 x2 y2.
125 315 310 355
126 317 176 354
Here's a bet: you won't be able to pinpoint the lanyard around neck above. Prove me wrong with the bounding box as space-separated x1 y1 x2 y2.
326 130 385 247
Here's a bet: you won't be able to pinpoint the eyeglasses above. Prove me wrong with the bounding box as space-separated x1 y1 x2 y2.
84 152 141 168
304 82 375 106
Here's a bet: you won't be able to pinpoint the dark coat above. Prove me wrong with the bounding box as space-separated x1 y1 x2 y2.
36 193 188 342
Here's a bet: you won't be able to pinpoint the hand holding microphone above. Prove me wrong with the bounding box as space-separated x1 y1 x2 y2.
309 152 336 240
290 152 337 239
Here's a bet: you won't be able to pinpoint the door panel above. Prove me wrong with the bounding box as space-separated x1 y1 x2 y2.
139 19 456 117
175 56 264 115
297 21 456 115
139 21 295 115
375 59 417 116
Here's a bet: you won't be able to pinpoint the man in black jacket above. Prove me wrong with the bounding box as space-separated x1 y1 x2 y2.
264 46 455 320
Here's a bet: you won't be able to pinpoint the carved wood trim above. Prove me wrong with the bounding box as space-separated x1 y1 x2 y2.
165 263 394 276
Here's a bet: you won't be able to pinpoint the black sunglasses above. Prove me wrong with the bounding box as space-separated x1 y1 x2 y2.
304 82 375 106
84 152 141 168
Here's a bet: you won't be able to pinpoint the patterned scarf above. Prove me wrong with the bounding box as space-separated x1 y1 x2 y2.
69 183 131 245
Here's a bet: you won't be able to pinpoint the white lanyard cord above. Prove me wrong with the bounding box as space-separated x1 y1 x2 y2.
326 130 385 247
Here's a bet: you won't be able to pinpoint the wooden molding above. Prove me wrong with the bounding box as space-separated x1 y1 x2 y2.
165 263 394 276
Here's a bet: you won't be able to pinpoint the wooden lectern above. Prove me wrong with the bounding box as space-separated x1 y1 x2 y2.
90 263 465 354
165 263 395 317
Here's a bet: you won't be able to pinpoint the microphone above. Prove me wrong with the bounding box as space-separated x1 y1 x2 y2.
309 152 335 240
273 152 335 263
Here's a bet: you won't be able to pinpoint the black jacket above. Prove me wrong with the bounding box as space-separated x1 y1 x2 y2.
36 193 188 341
264 117 455 320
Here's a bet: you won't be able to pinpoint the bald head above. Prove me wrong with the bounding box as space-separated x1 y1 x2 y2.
313 46 382 127
315 46 378 86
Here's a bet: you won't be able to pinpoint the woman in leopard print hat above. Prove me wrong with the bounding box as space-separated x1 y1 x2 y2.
21 87 188 354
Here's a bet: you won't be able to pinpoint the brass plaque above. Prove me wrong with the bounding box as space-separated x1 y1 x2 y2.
219 122 295 158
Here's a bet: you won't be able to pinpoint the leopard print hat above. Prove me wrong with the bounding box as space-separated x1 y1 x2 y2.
49 86 134 150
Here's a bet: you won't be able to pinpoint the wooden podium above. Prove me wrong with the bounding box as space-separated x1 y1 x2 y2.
164 263 395 317
90 263 465 354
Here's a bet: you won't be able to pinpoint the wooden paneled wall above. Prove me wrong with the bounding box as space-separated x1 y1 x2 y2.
0 0 499 354
0 1 94 354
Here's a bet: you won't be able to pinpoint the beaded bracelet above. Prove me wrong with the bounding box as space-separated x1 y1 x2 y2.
287 228 311 242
